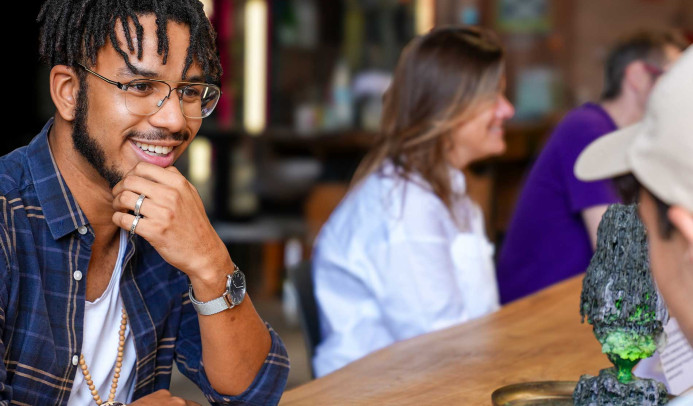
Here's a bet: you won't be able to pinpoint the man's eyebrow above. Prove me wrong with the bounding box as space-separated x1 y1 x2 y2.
184 74 206 83
118 66 158 79
117 66 208 83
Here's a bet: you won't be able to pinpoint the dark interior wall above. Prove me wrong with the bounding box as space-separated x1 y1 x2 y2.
6 2 48 156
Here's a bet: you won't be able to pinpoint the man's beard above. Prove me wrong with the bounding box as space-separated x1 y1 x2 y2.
72 79 123 188
71 79 191 189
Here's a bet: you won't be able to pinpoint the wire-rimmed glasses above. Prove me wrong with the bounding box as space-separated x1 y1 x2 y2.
77 63 221 119
642 62 665 80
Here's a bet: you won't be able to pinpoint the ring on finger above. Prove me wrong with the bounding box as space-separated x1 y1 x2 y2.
129 215 142 237
134 194 146 217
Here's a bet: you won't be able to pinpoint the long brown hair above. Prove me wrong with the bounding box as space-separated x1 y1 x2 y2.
352 26 505 211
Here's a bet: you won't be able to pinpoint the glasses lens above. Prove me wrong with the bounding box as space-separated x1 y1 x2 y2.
123 79 170 116
180 84 221 118
124 80 221 118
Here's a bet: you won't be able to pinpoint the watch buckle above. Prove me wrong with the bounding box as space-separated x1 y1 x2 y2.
223 292 234 308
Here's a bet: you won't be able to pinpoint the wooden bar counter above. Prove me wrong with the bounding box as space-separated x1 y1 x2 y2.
280 275 610 405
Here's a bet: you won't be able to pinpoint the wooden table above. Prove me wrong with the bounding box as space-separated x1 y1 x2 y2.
280 276 610 405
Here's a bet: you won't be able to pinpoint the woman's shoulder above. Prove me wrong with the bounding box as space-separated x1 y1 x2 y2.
317 168 418 236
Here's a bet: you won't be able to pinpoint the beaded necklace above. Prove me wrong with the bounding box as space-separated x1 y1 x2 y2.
78 308 128 406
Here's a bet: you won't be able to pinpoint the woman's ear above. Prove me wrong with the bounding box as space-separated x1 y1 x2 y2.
668 206 693 258
49 65 80 122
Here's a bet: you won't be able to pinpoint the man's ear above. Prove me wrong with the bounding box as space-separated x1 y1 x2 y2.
668 206 693 255
623 61 651 94
49 65 80 122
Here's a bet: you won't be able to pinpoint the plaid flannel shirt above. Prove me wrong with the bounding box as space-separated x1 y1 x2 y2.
0 119 289 405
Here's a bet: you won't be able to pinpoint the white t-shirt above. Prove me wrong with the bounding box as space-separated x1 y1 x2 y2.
68 230 137 405
312 163 500 377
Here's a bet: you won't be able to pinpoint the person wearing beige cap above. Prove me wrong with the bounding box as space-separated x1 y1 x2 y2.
576 45 693 404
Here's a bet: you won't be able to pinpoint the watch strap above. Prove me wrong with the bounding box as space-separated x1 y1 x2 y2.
189 266 242 316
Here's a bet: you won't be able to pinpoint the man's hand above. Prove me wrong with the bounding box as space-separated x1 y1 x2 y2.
128 389 201 405
112 164 273 396
111 162 232 286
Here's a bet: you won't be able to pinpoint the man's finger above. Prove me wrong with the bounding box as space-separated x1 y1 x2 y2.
112 174 169 199
113 190 166 219
112 211 151 238
165 165 182 175
112 190 140 213
130 161 184 186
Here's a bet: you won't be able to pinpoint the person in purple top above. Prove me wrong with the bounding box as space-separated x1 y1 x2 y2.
497 30 686 304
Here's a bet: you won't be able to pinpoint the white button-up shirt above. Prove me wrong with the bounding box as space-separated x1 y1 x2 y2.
312 163 500 377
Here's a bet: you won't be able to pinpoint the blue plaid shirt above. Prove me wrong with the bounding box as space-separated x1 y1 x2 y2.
0 120 289 405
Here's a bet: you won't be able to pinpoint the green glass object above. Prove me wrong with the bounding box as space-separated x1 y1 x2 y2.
608 353 639 383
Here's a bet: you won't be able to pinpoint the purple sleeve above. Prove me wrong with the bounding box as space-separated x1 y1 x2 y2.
556 114 620 213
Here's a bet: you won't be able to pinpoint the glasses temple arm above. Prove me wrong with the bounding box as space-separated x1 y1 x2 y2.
77 63 129 90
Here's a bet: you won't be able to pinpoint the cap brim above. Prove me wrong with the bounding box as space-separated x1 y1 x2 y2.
574 123 642 182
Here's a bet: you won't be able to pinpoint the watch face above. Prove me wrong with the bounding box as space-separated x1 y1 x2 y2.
229 270 246 306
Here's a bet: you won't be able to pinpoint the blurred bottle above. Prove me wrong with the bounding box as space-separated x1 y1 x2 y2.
228 141 258 218
324 59 354 130
295 0 318 49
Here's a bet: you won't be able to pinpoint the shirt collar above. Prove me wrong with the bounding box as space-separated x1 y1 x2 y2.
27 118 90 240
448 166 467 196
381 159 468 195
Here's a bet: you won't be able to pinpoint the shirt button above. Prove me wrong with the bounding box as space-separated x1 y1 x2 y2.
73 270 83 281
77 226 88 235
72 354 79 366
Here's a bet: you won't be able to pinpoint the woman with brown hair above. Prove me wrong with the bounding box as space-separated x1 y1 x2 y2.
311 26 515 377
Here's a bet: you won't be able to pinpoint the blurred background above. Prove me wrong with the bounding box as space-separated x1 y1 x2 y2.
8 0 693 401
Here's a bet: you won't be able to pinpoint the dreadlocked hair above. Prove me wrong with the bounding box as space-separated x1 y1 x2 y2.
37 0 222 84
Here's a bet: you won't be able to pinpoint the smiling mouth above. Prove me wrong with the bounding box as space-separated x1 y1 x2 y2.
134 141 174 156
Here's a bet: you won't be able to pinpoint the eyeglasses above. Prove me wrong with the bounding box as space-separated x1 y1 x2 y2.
77 64 221 119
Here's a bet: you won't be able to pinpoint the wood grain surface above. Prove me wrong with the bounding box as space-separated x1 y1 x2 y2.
280 275 610 405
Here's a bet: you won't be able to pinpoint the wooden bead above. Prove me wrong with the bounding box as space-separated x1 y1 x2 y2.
78 310 128 405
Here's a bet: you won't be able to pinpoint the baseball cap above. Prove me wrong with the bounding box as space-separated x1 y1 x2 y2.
575 45 693 211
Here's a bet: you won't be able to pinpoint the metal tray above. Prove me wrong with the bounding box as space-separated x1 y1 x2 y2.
491 381 577 406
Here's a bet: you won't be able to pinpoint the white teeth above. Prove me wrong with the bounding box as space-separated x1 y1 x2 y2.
134 141 173 156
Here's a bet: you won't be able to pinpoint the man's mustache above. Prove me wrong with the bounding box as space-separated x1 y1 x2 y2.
126 129 190 142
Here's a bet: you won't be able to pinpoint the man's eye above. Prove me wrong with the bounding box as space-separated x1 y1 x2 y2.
129 81 155 94
182 86 202 99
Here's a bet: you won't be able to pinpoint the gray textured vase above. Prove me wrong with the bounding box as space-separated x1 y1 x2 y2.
574 203 670 405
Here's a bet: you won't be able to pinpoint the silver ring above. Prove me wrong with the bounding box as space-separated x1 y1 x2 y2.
134 194 146 217
129 215 142 236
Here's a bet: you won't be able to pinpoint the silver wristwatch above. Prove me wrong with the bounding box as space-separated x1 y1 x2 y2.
189 265 246 316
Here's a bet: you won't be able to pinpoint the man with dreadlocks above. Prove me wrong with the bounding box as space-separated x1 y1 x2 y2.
0 1 289 405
